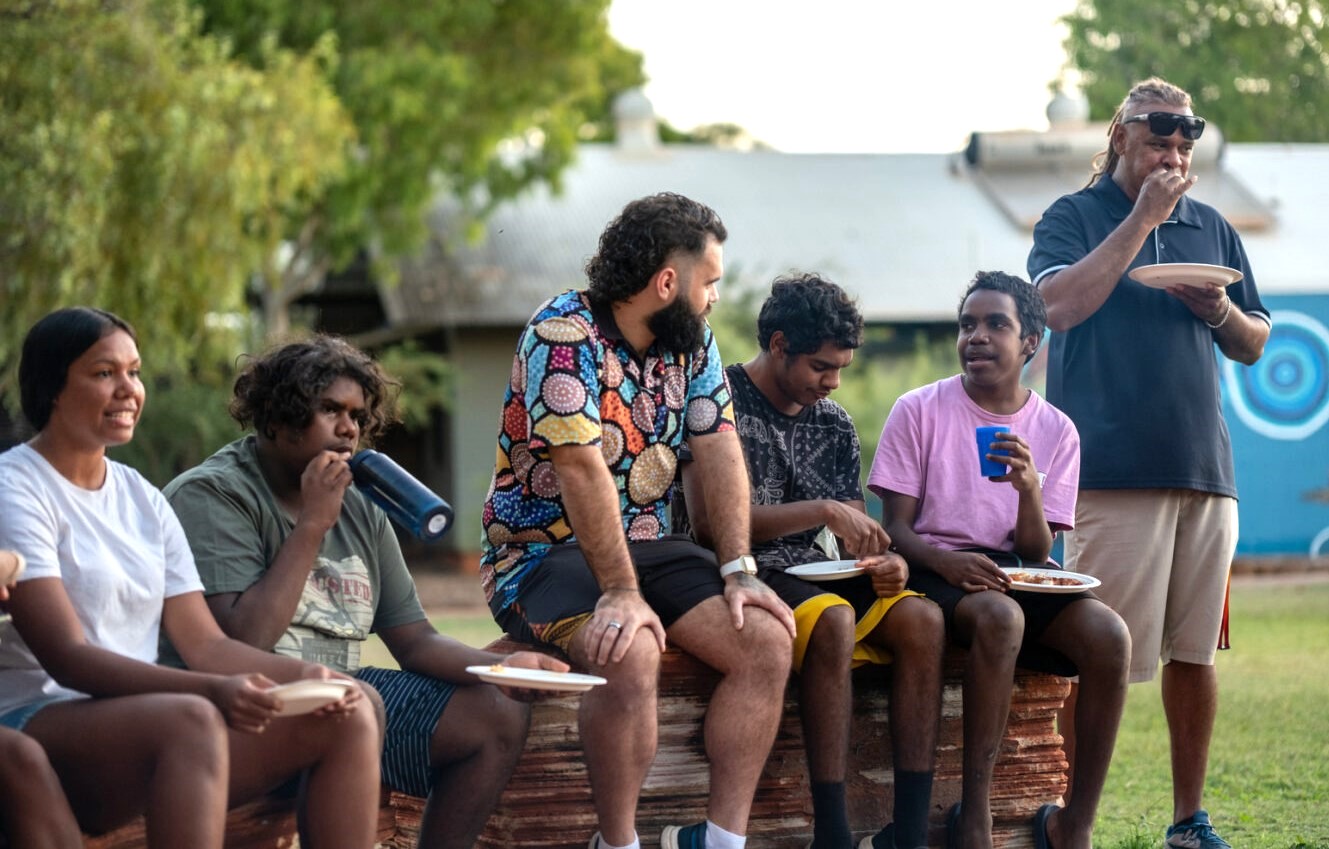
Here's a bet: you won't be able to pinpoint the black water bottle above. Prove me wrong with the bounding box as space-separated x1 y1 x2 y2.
348 450 454 541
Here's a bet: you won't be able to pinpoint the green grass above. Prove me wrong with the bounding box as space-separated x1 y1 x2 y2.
359 611 502 668
364 581 1329 848
1092 581 1329 849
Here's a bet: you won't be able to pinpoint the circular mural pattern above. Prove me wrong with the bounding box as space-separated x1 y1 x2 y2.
1223 310 1329 441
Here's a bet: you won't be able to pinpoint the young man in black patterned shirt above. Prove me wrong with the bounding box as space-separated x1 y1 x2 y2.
679 274 942 849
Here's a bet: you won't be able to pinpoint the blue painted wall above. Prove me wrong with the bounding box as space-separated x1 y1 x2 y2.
1222 295 1329 557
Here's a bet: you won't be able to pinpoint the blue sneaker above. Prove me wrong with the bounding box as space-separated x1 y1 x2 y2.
661 822 707 849
1166 810 1232 849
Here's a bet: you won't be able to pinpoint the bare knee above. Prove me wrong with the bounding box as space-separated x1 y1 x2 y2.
887 597 945 657
1062 602 1132 679
153 694 228 768
596 636 661 708
962 593 1024 658
444 684 531 757
0 731 54 785
803 605 855 670
731 613 793 681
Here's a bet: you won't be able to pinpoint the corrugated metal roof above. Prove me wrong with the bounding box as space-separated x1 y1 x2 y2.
383 140 1325 327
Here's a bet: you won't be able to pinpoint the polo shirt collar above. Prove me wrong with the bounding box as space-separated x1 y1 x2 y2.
587 292 626 341
1093 175 1203 228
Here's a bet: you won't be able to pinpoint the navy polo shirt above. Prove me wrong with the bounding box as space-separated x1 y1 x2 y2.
1027 177 1268 497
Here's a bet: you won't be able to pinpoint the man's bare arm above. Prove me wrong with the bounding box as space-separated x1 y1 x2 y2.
685 431 751 563
547 443 666 660
547 443 638 589
686 431 796 636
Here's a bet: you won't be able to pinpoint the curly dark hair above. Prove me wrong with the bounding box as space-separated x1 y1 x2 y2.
230 335 400 443
584 192 727 306
20 307 137 432
959 271 1047 360
757 273 863 355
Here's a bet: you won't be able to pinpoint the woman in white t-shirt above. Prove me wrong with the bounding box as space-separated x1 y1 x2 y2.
0 308 381 848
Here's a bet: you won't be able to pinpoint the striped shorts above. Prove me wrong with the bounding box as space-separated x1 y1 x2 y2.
355 666 456 798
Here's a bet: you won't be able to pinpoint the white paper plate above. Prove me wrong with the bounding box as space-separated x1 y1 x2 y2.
1128 263 1243 290
785 560 866 582
466 665 607 692
1002 567 1100 594
266 679 355 716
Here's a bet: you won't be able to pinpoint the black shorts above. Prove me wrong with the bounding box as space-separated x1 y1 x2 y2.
906 551 1093 676
493 535 724 652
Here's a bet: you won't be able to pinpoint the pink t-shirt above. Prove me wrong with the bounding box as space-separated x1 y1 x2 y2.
867 375 1079 552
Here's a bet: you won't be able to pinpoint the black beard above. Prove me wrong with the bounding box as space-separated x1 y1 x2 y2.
648 296 707 354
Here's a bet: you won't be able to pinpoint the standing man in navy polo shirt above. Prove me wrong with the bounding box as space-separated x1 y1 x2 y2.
1028 77 1269 849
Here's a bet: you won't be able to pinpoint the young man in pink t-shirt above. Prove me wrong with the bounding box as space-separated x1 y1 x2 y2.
869 271 1129 849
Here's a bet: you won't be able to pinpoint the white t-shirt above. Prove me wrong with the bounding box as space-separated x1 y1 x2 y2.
867 375 1080 552
0 444 203 717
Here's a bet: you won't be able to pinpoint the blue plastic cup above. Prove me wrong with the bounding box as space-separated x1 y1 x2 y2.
975 426 1010 478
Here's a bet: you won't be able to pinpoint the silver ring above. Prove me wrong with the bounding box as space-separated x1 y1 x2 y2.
608 621 623 630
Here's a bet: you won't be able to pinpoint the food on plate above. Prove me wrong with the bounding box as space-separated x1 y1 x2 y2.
1007 570 1084 587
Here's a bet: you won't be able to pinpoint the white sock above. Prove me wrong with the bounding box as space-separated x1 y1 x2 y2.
597 832 640 849
705 820 745 849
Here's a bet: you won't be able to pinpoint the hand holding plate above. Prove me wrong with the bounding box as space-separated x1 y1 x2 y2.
1167 281 1229 325
493 650 571 701
212 672 280 733
936 550 1011 594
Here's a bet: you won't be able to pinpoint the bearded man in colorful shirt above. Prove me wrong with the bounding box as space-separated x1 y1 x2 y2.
482 192 796 849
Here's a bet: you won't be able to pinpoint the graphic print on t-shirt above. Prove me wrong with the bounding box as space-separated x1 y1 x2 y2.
273 555 375 672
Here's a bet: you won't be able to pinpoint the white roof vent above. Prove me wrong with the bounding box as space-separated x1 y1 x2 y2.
613 88 660 154
1047 89 1090 129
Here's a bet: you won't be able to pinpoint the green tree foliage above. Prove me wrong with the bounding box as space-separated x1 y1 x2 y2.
190 0 645 335
1062 0 1329 141
0 0 352 392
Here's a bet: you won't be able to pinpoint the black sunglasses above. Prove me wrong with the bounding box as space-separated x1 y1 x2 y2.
1122 111 1206 140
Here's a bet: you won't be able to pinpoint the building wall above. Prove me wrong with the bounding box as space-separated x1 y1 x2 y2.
1223 294 1329 557
448 326 524 565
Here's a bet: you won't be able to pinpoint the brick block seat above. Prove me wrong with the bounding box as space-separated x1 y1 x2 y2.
469 638 1070 849
74 640 1069 849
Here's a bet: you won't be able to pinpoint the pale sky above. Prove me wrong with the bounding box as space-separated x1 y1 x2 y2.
608 0 1081 153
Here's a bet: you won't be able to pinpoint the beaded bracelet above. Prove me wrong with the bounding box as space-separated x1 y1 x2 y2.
1205 297 1233 329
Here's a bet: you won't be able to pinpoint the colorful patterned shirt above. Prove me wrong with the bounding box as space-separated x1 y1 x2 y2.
481 290 735 616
